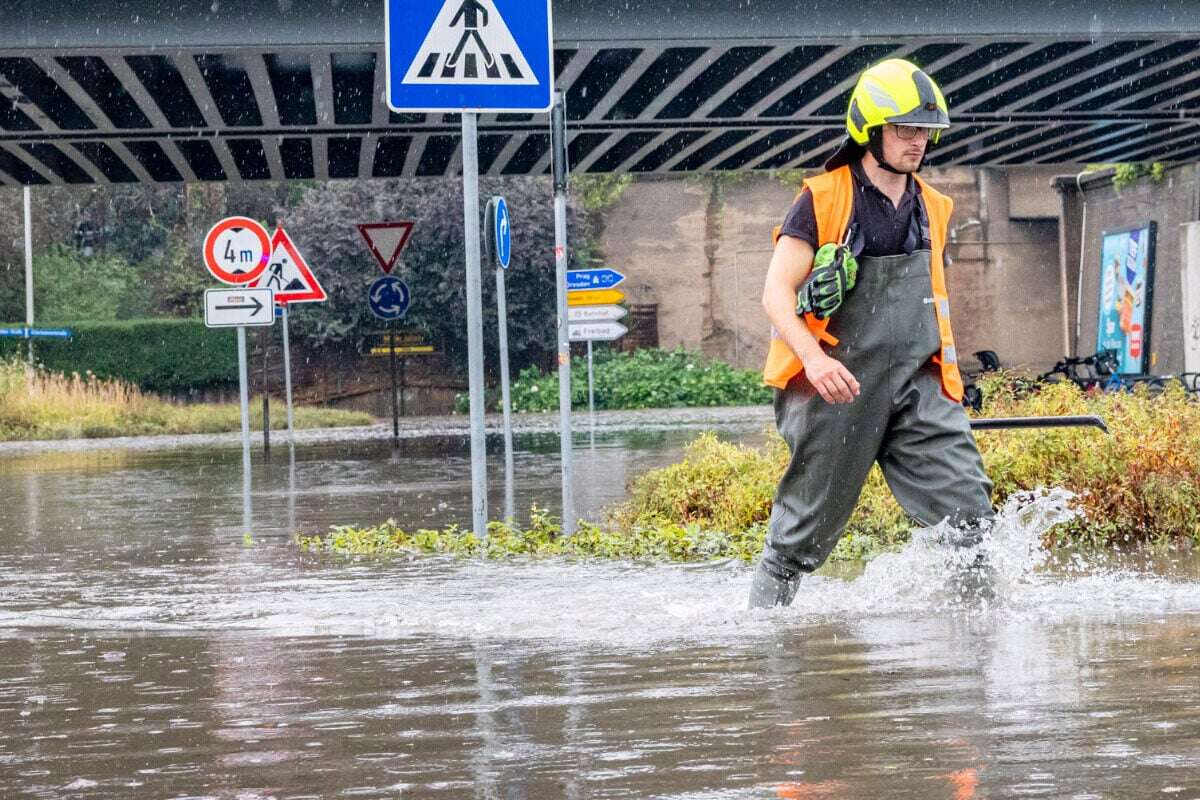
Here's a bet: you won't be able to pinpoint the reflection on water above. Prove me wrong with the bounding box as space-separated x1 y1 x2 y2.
0 422 1198 797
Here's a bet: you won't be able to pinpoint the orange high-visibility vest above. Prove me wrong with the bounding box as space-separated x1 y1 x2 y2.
762 165 964 401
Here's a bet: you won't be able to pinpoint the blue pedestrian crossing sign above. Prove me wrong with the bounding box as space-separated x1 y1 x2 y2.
386 0 553 113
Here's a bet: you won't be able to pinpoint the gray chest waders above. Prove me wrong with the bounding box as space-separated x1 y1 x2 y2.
758 236 994 581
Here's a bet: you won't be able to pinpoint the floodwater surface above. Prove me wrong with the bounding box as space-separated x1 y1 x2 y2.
0 411 1198 799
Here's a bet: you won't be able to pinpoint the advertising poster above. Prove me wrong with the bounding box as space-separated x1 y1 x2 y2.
1097 223 1156 374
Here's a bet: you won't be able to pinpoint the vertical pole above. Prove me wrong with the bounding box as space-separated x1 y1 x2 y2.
389 326 400 445
400 357 407 417
237 326 252 534
287 440 296 538
281 303 295 445
496 266 514 522
587 340 594 415
462 112 488 538
261 326 270 455
552 91 575 535
23 186 34 366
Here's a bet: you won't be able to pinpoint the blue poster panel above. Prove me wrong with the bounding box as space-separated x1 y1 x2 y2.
1097 222 1156 374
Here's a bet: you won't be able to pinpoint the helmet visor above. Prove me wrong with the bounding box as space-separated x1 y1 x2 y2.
886 105 950 129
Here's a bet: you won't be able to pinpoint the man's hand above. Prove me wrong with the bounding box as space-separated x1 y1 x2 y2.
803 352 860 404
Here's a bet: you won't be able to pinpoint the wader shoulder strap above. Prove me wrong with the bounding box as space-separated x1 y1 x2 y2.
912 176 964 402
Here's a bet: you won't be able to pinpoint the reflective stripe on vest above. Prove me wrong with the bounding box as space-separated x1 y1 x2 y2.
762 166 964 402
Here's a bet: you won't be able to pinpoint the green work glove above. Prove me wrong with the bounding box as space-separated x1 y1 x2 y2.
797 242 858 320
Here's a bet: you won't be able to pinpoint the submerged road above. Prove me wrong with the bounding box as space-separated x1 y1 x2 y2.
0 405 774 455
0 417 1198 797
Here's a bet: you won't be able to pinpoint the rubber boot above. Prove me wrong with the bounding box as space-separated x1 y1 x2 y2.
747 563 802 609
941 523 996 602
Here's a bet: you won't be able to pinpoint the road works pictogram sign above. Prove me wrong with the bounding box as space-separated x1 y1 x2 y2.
385 0 553 112
249 228 327 305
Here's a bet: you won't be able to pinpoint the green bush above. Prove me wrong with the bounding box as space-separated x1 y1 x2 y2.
457 347 772 413
305 375 1200 562
0 319 236 394
297 504 768 564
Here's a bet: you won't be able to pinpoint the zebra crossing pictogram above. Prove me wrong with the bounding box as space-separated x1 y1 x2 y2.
403 0 537 85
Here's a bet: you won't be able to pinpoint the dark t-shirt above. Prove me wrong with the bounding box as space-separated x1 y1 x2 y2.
779 160 921 257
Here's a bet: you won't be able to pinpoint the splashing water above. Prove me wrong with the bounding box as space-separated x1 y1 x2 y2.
836 487 1080 615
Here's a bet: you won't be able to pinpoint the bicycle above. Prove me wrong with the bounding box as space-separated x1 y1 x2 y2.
1041 349 1176 394
1037 350 1118 391
961 349 1001 412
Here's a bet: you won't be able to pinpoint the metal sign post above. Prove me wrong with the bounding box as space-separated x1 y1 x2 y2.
551 90 575 535
23 187 33 366
281 304 295 445
386 0 553 538
260 327 270 455
485 195 515 523
461 113 489 538
587 341 594 416
498 265 514 522
389 325 400 442
237 324 253 504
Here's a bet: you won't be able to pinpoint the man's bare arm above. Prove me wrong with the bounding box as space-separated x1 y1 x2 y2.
761 235 860 404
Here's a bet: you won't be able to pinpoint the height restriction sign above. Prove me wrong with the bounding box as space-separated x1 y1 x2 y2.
204 217 271 285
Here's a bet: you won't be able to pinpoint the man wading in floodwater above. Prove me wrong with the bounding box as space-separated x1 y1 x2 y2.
749 59 994 608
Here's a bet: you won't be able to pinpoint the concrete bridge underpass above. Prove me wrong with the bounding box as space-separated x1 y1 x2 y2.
0 0 1198 185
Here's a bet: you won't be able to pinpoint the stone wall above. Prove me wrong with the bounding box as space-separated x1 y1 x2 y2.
1056 165 1200 375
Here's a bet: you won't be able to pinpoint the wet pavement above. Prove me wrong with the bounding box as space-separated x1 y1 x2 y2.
0 410 1199 798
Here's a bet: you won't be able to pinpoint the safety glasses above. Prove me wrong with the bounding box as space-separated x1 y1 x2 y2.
892 124 932 141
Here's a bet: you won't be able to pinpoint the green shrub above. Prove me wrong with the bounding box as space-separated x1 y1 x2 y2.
297 505 768 563
307 375 1200 561
457 347 772 413
0 319 236 394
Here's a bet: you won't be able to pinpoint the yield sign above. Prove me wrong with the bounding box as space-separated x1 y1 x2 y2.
357 221 415 274
250 227 327 304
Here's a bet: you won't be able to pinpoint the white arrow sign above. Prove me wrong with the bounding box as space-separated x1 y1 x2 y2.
568 321 627 342
567 305 628 323
204 288 276 328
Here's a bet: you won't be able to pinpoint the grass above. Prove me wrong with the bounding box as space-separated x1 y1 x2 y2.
300 373 1200 561
0 358 372 440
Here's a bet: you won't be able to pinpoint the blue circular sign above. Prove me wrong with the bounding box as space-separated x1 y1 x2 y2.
494 196 511 270
368 276 410 321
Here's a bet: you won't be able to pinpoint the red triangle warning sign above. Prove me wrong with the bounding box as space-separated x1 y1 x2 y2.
357 221 414 274
250 227 327 305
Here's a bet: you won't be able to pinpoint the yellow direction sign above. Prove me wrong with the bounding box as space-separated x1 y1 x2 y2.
568 288 625 306
370 344 436 356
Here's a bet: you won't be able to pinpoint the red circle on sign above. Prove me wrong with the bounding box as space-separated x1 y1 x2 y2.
203 217 271 285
